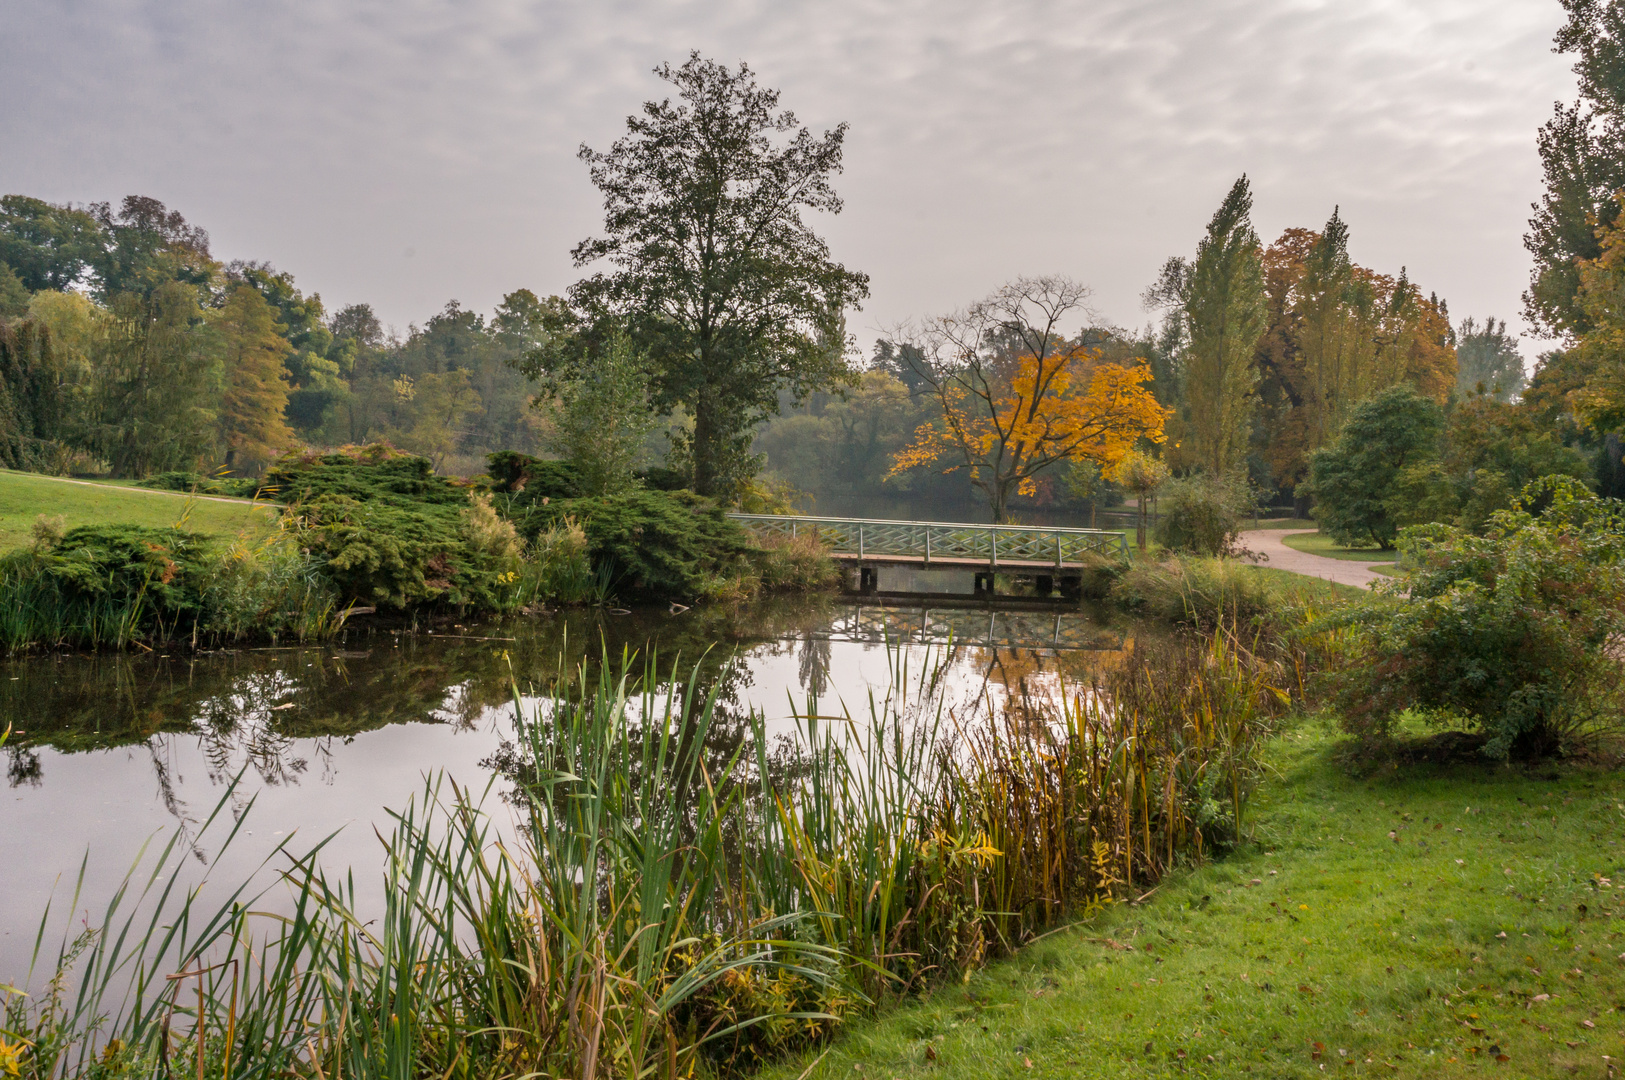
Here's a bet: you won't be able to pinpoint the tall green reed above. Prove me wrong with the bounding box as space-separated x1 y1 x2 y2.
3 630 1284 1079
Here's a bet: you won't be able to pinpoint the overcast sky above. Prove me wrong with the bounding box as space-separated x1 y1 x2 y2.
1 0 1579 359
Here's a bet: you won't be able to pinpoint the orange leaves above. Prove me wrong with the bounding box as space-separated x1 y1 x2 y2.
888 345 1167 497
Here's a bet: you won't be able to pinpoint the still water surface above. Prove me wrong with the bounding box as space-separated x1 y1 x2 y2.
1 595 1130 982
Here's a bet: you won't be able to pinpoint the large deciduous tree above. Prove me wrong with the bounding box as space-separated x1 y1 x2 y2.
1307 385 1443 549
88 281 222 477
0 315 68 471
888 277 1168 523
1455 317 1527 401
0 195 104 292
565 53 869 500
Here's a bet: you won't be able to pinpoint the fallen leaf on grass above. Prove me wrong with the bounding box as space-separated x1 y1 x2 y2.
924 1046 937 1062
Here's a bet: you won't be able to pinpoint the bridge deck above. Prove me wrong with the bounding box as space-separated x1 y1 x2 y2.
728 513 1128 569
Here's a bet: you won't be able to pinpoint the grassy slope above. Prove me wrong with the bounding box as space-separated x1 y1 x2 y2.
0 469 277 551
763 723 1625 1080
1281 531 1399 563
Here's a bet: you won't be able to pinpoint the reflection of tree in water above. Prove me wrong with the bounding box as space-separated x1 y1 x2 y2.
797 633 831 698
7 745 41 787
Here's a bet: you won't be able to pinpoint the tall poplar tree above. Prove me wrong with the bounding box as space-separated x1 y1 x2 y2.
1182 177 1266 476
216 283 294 472
1297 208 1367 450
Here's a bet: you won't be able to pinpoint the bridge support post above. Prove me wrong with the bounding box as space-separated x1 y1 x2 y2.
1036 574 1054 597
974 571 995 598
1060 574 1083 601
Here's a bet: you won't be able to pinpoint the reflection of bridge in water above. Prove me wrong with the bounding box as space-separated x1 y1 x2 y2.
813 605 1125 652
730 514 1128 597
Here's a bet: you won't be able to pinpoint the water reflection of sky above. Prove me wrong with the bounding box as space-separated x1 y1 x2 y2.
0 599 1131 984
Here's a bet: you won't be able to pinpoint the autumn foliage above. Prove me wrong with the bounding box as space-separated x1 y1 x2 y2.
887 278 1168 523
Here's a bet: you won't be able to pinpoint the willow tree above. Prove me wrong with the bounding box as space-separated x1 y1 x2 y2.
1182 177 1266 476
0 315 67 470
888 277 1168 523
566 53 869 500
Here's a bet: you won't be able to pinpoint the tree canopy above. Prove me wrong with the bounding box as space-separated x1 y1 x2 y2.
562 53 869 499
888 277 1168 523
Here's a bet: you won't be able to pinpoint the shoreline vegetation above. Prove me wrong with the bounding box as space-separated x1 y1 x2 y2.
0 443 1352 655
3 624 1299 1080
0 445 843 652
10 477 1625 1078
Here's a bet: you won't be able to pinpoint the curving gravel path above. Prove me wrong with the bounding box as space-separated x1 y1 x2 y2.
1238 529 1391 591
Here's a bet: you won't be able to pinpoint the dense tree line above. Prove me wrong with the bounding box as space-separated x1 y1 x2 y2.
8 15 1625 546
0 193 561 477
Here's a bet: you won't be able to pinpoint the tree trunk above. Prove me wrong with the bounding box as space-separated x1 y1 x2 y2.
1136 493 1147 553
691 391 721 498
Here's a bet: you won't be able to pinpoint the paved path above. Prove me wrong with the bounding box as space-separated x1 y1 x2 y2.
1238 529 1391 591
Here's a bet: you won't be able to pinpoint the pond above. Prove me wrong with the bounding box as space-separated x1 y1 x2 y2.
0 593 1135 983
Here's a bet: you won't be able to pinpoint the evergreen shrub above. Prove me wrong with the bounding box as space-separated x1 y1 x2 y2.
540 489 754 601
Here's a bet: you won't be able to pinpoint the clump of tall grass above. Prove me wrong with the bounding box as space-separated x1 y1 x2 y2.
3 634 1284 1078
749 531 841 593
1110 553 1345 638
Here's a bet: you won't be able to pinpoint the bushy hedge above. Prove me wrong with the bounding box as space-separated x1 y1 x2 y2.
0 522 336 649
1328 478 1625 758
260 447 527 612
265 446 470 507
1154 475 1251 557
488 451 824 603
532 489 755 601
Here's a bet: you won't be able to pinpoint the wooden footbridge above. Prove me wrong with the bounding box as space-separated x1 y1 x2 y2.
728 514 1128 596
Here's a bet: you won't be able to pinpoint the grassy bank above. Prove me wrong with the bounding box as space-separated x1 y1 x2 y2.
760 721 1625 1080
0 469 276 552
1280 530 1399 563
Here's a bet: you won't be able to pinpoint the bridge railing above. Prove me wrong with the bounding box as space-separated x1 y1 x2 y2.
727 513 1129 566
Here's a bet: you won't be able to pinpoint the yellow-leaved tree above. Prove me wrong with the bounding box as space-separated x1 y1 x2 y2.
886 277 1169 522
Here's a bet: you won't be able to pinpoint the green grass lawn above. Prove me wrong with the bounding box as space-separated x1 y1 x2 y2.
1282 530 1400 563
0 469 278 552
1247 565 1365 603
762 722 1625 1079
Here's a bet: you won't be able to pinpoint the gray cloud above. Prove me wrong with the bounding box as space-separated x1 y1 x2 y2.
1 0 1576 354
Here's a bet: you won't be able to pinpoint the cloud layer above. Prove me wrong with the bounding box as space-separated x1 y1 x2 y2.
2 0 1577 352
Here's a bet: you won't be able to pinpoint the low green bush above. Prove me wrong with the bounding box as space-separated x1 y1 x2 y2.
290 492 525 612
0 521 336 649
263 445 469 506
540 489 755 602
1327 477 1625 758
263 446 529 613
1153 474 1251 556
